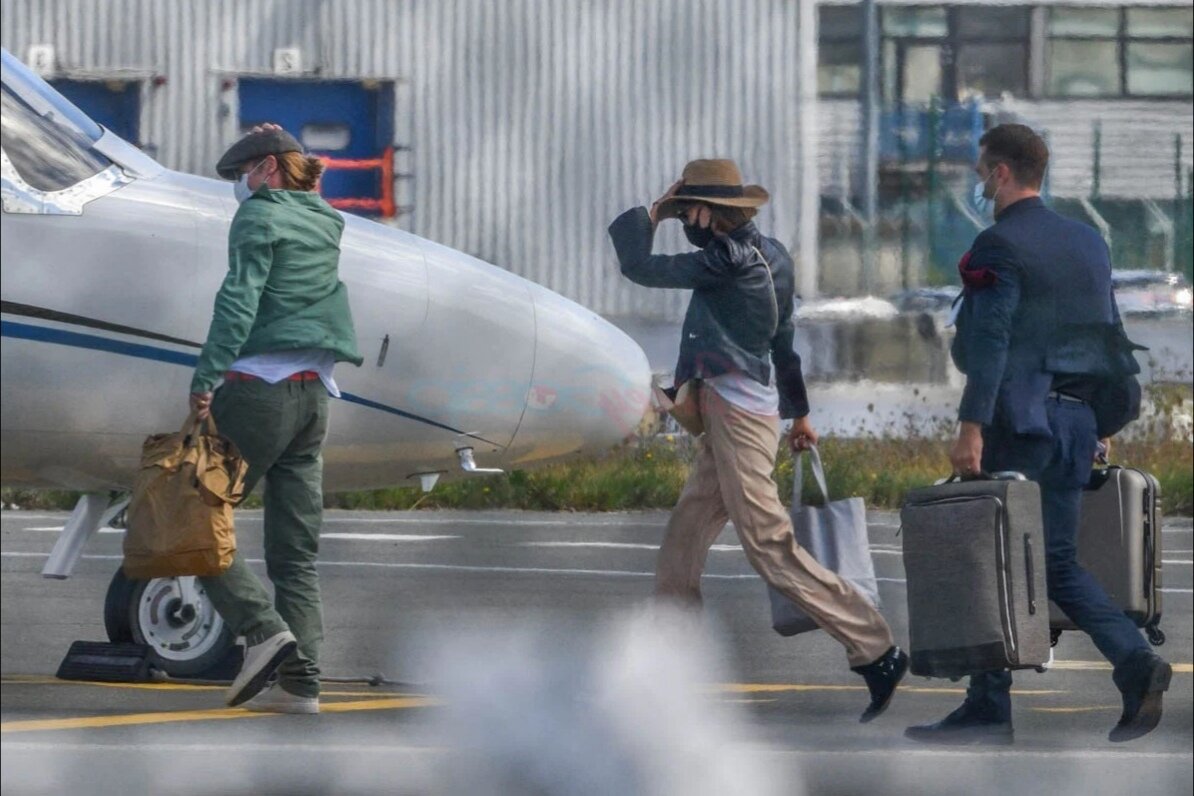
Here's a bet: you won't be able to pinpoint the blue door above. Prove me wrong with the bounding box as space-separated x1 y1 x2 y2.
238 79 394 215
50 79 140 144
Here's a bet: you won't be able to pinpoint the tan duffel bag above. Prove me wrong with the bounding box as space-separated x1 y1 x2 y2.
123 413 248 579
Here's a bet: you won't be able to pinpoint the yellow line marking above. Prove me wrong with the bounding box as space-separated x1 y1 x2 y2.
0 697 435 735
1031 705 1120 714
320 690 423 699
716 684 1063 696
5 676 1067 698
1 708 271 734
0 677 421 698
1051 661 1194 674
1 676 223 692
320 697 437 714
1 676 65 684
719 684 862 694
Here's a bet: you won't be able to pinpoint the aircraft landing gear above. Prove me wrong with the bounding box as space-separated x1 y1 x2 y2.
104 570 236 678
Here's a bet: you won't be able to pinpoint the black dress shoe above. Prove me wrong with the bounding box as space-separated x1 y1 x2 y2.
1110 651 1172 743
904 703 1014 746
851 646 909 723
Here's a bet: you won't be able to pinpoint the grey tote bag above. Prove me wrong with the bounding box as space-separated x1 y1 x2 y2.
768 446 881 637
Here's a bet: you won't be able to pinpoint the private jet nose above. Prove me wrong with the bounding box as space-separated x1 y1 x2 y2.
505 285 652 466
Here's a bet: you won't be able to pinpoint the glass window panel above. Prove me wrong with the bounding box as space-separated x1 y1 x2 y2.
0 85 110 192
882 7 947 38
903 45 943 103
819 6 862 40
957 7 1030 39
1048 40 1120 96
1127 43 1194 95
0 49 103 143
1049 7 1120 37
957 43 1028 98
1127 7 1194 39
818 42 862 95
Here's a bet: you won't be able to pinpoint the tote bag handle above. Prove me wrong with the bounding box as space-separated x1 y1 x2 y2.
792 444 831 507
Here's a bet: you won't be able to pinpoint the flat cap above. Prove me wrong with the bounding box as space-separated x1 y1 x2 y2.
216 127 303 180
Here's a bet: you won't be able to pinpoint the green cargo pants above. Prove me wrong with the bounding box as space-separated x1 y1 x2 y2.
199 377 329 698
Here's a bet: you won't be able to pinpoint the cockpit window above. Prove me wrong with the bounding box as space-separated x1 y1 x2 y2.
1 84 111 192
1 48 102 142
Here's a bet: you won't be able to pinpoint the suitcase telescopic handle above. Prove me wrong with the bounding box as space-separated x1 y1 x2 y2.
1024 534 1037 615
937 471 1028 485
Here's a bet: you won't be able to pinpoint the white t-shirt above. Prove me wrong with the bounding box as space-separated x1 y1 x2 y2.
706 370 780 416
228 348 340 397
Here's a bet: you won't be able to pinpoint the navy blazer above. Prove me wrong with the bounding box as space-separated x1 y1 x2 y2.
952 197 1123 437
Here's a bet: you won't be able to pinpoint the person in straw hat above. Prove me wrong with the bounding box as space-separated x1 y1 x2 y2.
608 159 907 722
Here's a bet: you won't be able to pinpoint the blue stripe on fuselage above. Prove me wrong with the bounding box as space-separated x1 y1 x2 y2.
0 318 491 442
1 320 200 366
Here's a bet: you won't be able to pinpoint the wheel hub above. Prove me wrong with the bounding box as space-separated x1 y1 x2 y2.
163 598 198 627
138 578 225 661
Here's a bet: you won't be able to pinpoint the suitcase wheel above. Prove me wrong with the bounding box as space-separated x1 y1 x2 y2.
1146 623 1165 647
1049 628 1062 648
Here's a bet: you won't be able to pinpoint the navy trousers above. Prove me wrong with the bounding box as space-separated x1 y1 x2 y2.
965 397 1150 721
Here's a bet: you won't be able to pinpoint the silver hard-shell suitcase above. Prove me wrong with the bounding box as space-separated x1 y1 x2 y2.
900 474 1051 678
1049 465 1164 646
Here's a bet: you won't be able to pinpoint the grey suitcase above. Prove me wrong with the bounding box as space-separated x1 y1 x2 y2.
1049 465 1164 646
901 474 1051 678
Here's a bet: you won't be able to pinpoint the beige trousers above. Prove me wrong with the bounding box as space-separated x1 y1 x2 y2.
655 386 894 667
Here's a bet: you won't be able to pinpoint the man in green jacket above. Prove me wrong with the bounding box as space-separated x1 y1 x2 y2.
190 126 362 713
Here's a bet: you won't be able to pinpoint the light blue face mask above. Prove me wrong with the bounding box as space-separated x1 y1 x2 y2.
233 160 267 203
972 170 997 215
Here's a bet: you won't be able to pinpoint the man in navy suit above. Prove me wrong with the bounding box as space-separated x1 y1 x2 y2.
905 124 1171 745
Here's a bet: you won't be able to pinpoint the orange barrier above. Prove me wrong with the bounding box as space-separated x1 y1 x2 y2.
318 147 397 218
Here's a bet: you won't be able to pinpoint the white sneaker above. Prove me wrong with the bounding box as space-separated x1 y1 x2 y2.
226 631 297 707
243 683 320 715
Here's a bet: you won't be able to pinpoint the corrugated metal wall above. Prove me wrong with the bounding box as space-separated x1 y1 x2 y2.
818 98 1194 201
2 0 812 322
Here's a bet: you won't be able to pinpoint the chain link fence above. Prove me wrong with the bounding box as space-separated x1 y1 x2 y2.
818 99 1194 297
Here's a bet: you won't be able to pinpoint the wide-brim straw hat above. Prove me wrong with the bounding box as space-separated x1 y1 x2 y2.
656 159 770 219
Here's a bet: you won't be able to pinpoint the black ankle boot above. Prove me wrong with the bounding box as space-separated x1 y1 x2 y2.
851 646 908 723
1110 651 1172 743
904 701 1014 746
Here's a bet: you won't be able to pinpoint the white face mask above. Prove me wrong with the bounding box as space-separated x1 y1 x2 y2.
233 160 267 203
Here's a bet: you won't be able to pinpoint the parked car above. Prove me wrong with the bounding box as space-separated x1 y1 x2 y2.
794 296 900 322
889 286 962 316
1111 271 1193 318
887 271 1192 319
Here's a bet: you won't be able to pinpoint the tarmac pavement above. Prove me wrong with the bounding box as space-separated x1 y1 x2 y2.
2 508 1191 795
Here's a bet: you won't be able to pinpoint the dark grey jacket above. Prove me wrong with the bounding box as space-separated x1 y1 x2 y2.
608 207 810 418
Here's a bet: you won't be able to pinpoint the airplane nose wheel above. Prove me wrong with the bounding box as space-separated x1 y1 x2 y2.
104 569 234 678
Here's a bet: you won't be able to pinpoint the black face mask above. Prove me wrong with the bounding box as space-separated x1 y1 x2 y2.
683 222 715 248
